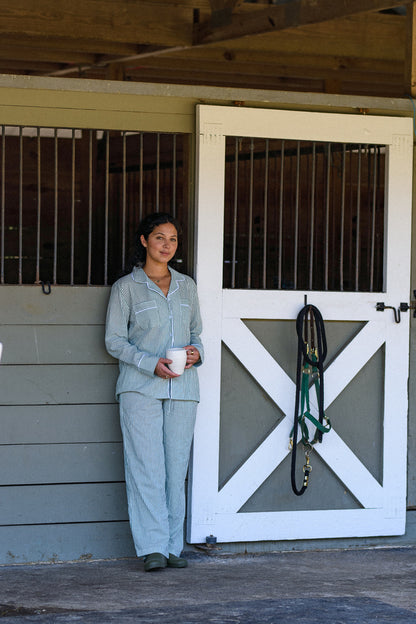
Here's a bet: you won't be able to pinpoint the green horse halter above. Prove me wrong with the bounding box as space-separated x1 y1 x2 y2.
290 304 331 496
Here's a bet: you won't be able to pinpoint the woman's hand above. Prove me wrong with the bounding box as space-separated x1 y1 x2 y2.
154 347 200 378
184 346 200 369
154 358 180 379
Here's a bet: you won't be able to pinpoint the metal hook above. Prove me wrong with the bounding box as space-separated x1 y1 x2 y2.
40 281 51 295
392 308 401 324
376 302 400 323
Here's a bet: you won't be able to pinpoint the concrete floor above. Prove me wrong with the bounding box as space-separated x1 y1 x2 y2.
0 547 415 623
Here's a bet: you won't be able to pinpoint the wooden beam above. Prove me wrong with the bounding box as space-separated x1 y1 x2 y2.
0 44 95 65
0 0 194 47
0 59 61 72
124 64 403 96
127 51 401 84
123 49 401 90
405 1 416 96
127 65 324 91
0 35 143 57
195 0 411 45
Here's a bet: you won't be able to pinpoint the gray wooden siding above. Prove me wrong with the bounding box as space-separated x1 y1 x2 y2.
0 286 135 563
0 523 134 563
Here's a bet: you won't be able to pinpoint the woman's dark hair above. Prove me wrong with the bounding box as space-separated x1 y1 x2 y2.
128 212 181 269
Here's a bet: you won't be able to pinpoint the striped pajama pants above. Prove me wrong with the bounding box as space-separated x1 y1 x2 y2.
119 392 198 558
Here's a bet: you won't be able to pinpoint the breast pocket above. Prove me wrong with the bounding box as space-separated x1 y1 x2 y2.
133 300 160 329
179 299 192 326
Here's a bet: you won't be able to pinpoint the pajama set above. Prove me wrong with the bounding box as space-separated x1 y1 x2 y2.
105 266 203 558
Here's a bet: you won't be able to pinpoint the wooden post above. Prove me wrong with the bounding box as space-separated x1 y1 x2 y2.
405 2 416 97
107 62 125 82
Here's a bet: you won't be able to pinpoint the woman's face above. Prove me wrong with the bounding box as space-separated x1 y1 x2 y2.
141 222 178 265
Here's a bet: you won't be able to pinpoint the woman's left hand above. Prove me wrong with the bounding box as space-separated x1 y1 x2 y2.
184 345 200 368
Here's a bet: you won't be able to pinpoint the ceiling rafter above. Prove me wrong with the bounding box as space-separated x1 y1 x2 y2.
194 0 411 44
0 0 408 98
47 0 410 78
0 0 195 47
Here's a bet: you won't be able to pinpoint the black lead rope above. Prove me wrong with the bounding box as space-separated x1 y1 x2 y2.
290 304 330 496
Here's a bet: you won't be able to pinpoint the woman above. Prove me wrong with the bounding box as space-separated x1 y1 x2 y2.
105 212 203 572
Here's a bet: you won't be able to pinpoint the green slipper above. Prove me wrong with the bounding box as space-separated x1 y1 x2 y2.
144 552 167 572
167 553 188 568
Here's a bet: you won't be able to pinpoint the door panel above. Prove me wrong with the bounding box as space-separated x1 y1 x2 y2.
188 105 413 544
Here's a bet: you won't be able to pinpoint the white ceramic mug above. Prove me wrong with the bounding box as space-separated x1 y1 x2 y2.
166 347 187 375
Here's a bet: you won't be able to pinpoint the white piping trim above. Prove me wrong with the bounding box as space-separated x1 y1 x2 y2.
135 305 157 314
169 275 185 297
131 270 147 284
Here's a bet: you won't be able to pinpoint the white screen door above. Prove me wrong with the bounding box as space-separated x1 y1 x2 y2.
188 105 413 544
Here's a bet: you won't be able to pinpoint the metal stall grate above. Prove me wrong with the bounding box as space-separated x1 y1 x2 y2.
223 137 385 292
0 126 191 286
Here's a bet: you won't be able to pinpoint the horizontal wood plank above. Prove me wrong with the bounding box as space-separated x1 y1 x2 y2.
128 66 323 91
0 43 95 65
0 364 118 404
130 55 401 88
0 325 113 365
0 442 124 485
0 34 141 56
138 47 402 77
0 482 128 525
0 521 135 563
0 286 110 325
0 1 194 47
0 404 121 444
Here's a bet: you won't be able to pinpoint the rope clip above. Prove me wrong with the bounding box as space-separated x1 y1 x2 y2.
303 452 312 475
302 446 313 473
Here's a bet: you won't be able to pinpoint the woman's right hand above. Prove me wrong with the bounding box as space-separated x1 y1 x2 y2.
154 358 180 379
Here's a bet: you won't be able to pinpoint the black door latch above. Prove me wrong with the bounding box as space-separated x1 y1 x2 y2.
376 290 416 323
